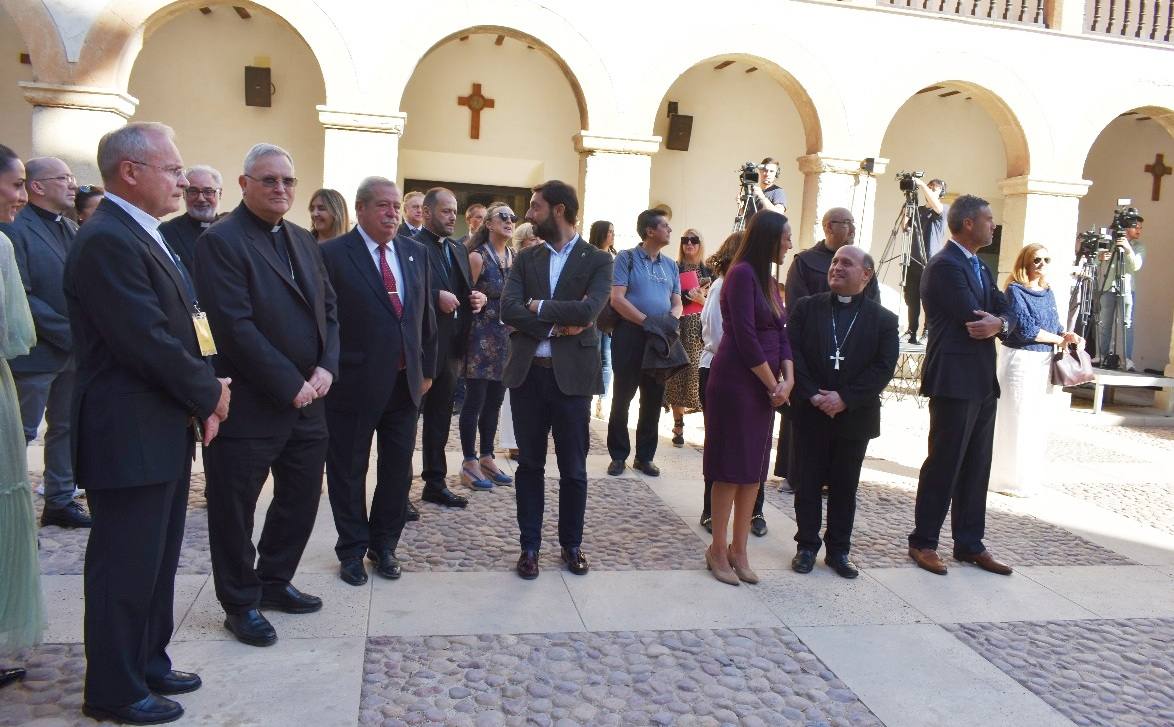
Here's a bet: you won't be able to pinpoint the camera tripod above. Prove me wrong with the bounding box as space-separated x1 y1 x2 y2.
876 192 927 296
733 179 757 232
1095 243 1130 370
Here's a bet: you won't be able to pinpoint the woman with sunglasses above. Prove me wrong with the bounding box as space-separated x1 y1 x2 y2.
308 188 350 242
664 229 712 447
989 243 1081 497
588 220 615 418
458 202 517 489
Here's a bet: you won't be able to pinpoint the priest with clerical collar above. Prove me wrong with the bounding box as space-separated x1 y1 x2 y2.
159 164 222 272
785 245 898 580
784 207 879 310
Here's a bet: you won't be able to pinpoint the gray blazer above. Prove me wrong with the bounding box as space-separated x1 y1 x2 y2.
500 239 613 396
0 204 77 373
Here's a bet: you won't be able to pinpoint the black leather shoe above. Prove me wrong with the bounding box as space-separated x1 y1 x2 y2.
366 549 403 579
561 547 589 576
0 667 25 690
633 460 660 477
224 609 277 647
406 501 420 521
83 693 184 724
339 557 368 586
791 549 816 574
606 460 626 476
146 670 202 695
700 514 712 534
516 550 539 580
421 486 468 508
824 553 860 579
41 500 92 528
260 583 322 614
750 514 768 537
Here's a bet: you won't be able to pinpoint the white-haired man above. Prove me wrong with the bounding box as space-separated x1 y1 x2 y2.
159 164 222 271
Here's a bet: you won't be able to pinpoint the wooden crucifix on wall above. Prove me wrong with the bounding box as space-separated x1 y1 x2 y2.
457 83 495 140
1144 153 1172 201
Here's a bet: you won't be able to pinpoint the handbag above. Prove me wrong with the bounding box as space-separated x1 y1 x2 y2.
1051 343 1095 386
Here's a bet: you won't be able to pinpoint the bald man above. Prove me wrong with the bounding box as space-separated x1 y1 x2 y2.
784 208 879 310
786 245 897 578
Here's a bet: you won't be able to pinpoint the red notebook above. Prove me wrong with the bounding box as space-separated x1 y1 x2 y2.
680 270 702 316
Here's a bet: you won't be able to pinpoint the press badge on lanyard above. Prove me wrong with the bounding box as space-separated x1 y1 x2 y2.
192 306 217 356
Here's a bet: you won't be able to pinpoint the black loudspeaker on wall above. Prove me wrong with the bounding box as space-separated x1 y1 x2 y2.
665 114 693 151
245 66 272 108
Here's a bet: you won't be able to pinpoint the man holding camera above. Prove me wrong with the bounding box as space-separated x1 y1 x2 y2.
747 157 787 215
904 178 947 344
1095 214 1144 370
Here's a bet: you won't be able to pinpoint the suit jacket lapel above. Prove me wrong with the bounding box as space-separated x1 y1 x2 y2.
393 236 418 315
448 238 471 288
24 208 68 262
949 242 984 306
551 239 586 299
102 200 194 310
244 218 307 306
347 232 396 316
532 244 553 300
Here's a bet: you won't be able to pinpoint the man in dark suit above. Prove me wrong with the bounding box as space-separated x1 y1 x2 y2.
501 180 613 580
194 143 339 647
787 246 897 579
413 187 486 509
321 177 436 585
159 164 222 271
1 156 90 527
66 122 229 725
397 190 425 238
908 194 1015 577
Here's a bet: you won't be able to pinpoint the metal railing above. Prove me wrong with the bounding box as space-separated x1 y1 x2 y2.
879 0 1048 26
1087 0 1174 42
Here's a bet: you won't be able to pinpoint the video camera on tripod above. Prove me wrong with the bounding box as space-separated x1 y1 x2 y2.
733 161 769 231
895 170 924 196
1073 199 1143 370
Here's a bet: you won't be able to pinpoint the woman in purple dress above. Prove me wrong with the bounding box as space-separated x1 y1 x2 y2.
703 211 793 586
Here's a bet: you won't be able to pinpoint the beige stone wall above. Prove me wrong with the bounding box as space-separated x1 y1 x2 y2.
0 5 34 158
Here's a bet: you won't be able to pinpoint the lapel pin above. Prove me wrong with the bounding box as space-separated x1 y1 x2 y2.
408 256 414 262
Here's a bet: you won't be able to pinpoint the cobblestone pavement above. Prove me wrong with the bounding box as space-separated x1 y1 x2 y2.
762 480 1133 568
400 475 704 572
443 423 609 456
0 644 86 727
359 628 882 727
1052 480 1174 536
946 618 1174 727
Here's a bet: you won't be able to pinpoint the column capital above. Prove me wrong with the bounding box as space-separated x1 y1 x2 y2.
20 81 137 118
574 132 660 156
316 106 406 135
798 153 887 176
998 175 1092 198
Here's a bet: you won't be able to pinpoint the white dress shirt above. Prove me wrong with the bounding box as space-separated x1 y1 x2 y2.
357 224 406 313
105 191 183 269
535 235 580 357
699 276 724 369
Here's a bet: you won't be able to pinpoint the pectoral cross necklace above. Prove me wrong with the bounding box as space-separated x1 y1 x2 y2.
830 297 860 371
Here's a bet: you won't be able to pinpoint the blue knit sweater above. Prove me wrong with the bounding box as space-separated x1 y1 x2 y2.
1003 283 1061 352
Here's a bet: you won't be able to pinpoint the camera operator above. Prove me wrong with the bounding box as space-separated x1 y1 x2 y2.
1096 214 1144 370
747 157 788 215
903 177 947 344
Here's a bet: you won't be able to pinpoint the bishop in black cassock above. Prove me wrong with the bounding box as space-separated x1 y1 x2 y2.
787 245 897 578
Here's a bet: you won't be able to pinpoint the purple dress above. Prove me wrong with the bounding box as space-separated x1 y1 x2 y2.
703 262 792 484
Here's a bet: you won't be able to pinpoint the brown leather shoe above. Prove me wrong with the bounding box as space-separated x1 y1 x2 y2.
561 547 589 576
516 550 539 580
908 546 948 575
955 550 1013 575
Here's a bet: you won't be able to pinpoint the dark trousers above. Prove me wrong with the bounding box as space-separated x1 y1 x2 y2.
909 395 997 555
14 366 76 507
511 365 590 551
326 372 418 561
791 413 870 556
904 265 924 334
459 377 506 459
607 321 664 463
204 418 326 613
699 366 764 518
84 469 189 707
419 354 461 492
772 406 792 479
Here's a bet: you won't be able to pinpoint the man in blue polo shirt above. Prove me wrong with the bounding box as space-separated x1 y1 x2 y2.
606 209 682 477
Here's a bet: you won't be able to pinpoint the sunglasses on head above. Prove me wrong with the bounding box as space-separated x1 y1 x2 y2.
681 235 700 244
1032 256 1051 265
496 211 518 223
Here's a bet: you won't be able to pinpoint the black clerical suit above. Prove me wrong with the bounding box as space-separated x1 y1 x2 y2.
501 238 613 552
159 212 212 273
64 198 221 708
413 226 473 497
321 228 437 560
194 202 339 613
909 241 1012 557
789 291 897 556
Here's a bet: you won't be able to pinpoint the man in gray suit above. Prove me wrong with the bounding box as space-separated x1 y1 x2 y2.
0 156 90 527
500 180 613 580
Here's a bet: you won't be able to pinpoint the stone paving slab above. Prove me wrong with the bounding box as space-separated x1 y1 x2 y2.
946 618 1174 727
763 479 1134 569
359 628 882 726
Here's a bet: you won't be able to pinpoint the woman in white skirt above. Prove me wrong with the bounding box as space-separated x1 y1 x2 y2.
990 243 1081 496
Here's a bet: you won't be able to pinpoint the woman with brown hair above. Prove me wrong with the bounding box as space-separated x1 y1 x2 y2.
308 188 350 242
990 243 1080 497
664 228 713 447
703 211 793 586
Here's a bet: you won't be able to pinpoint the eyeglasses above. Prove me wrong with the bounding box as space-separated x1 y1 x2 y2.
34 174 76 184
244 174 298 189
1032 256 1051 265
185 187 221 198
128 160 186 179
496 211 518 223
681 235 700 244
828 220 855 227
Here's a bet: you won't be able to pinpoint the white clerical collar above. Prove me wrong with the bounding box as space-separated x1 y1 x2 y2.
836 295 853 303
104 191 162 232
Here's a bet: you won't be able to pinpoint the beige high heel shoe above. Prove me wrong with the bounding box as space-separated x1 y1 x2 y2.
705 549 740 586
727 553 759 584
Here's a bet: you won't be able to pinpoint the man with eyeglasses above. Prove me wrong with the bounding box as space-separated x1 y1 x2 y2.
194 143 340 648
398 191 425 238
0 156 90 528
159 165 222 272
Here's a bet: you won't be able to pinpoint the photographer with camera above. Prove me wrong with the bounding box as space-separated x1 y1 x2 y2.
1094 213 1144 370
747 157 787 216
904 177 947 344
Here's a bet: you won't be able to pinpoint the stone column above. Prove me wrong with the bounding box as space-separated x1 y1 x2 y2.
21 82 137 184
574 132 661 250
317 106 406 205
996 176 1091 276
797 153 888 252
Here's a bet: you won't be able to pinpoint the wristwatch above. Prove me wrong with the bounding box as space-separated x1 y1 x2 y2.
999 317 1009 335
525 297 534 309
